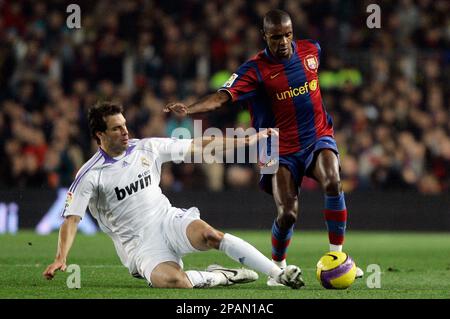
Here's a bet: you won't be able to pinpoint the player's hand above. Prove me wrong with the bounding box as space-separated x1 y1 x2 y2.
163 102 189 116
43 260 67 280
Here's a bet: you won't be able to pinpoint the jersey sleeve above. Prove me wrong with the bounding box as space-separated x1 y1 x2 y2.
306 39 321 64
145 137 193 163
62 171 96 220
313 40 321 57
218 61 260 102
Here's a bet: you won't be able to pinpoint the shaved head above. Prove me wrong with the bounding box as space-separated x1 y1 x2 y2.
262 9 294 59
263 9 292 33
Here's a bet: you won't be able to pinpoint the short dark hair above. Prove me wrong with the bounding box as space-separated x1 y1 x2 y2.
88 101 123 145
263 9 291 33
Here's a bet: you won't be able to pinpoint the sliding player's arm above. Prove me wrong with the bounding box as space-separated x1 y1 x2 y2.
43 215 80 280
43 169 94 280
189 128 277 155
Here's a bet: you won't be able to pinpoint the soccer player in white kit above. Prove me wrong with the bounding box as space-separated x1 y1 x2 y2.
43 101 304 289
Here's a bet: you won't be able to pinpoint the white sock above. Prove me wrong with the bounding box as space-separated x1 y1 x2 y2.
272 259 287 269
219 233 282 279
185 270 227 288
330 244 342 252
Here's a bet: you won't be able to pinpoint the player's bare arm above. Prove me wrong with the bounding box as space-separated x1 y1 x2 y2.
43 215 80 280
164 91 230 116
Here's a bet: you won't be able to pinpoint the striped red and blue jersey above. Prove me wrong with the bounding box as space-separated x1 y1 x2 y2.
219 39 334 156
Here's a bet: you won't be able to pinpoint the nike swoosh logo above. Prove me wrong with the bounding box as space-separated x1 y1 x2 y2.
226 269 239 276
270 72 280 79
210 266 238 275
326 253 338 261
216 268 239 278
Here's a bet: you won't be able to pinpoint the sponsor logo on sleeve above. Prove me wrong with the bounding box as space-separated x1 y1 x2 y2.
223 73 239 87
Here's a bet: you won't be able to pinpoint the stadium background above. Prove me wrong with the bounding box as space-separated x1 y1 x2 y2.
0 0 449 234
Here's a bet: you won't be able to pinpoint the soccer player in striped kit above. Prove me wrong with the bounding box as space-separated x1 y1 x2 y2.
165 9 363 285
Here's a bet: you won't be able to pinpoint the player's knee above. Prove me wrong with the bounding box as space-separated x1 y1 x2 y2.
322 177 342 195
278 209 297 229
170 273 192 288
153 272 192 289
203 228 224 249
276 195 298 228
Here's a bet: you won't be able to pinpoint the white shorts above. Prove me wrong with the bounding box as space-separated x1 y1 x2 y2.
131 206 201 284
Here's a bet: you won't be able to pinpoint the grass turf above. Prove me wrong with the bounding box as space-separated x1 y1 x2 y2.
0 230 449 299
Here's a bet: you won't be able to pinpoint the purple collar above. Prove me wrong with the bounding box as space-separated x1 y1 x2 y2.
99 144 136 164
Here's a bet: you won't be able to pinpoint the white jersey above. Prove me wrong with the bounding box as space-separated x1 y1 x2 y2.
62 137 192 268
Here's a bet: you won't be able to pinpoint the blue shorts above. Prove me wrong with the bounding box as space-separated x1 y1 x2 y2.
259 136 340 195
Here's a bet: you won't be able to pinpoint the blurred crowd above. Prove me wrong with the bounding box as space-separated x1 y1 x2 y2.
0 0 449 194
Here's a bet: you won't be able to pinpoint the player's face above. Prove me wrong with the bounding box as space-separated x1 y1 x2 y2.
99 113 129 156
264 22 293 59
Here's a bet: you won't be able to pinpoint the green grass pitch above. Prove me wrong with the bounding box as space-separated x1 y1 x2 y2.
0 230 449 299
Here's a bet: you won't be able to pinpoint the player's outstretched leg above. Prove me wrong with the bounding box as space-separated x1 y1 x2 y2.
218 233 304 289
187 220 304 289
148 261 255 288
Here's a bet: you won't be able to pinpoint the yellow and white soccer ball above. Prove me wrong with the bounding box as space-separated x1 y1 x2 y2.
316 251 356 289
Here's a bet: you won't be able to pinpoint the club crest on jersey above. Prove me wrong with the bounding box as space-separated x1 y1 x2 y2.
141 157 150 168
304 55 318 72
223 73 238 88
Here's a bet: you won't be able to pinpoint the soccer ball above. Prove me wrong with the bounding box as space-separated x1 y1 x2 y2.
316 251 356 289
